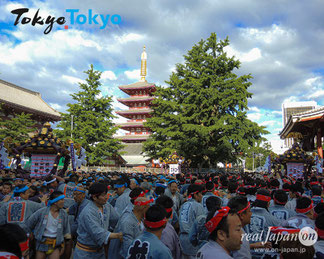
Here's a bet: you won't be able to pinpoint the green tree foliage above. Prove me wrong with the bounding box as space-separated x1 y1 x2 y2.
55 65 123 165
245 141 274 171
0 108 37 143
144 33 268 168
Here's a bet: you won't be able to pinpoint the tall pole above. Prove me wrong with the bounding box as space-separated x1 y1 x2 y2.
252 152 255 171
71 115 74 139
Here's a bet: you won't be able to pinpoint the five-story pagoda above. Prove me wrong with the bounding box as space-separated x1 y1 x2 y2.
116 46 156 143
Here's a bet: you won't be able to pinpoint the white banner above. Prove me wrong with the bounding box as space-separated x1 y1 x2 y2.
169 164 179 174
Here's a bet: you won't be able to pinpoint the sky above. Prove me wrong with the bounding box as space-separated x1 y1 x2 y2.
1 0 324 154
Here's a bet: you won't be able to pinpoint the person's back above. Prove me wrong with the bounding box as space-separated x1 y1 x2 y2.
126 205 172 259
269 190 296 221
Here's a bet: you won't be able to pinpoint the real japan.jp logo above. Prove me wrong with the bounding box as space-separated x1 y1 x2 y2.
11 8 122 34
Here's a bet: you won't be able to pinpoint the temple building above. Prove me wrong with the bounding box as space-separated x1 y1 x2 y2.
0 79 61 127
114 47 156 167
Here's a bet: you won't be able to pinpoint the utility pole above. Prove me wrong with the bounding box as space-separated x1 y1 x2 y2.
71 115 74 139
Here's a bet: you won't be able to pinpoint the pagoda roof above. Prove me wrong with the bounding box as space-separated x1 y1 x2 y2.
280 106 324 139
117 96 154 103
116 108 152 115
119 81 155 90
0 79 61 121
118 121 146 127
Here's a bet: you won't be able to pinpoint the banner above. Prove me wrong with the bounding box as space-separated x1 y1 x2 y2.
70 142 76 171
169 164 179 174
30 154 56 178
286 162 304 178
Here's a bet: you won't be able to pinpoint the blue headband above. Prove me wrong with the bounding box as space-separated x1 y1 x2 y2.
13 186 29 193
155 183 167 188
168 180 176 185
114 184 126 188
73 188 85 193
47 195 65 206
132 179 139 185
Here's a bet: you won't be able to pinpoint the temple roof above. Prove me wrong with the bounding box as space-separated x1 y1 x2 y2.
280 106 324 139
118 121 146 127
120 143 150 165
0 79 61 120
116 108 152 115
117 96 154 103
119 81 155 90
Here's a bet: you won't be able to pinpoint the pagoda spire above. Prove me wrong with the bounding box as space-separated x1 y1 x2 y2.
140 46 147 82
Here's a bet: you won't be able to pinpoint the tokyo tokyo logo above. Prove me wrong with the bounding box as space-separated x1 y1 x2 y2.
10 8 122 34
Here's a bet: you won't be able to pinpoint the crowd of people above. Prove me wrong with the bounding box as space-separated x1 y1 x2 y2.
0 169 324 259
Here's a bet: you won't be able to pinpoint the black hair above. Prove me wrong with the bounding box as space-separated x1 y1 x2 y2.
205 182 214 191
69 174 79 183
206 196 222 212
282 183 291 191
228 181 238 194
187 184 204 195
129 187 144 204
155 195 174 218
89 183 107 200
3 182 12 188
316 212 324 240
144 204 167 231
0 224 22 258
49 191 63 201
2 223 28 243
312 186 322 196
154 186 165 197
39 185 49 194
273 190 288 205
115 179 126 188
227 195 249 214
269 179 280 189
296 196 312 212
315 203 324 216
237 187 246 195
253 189 271 210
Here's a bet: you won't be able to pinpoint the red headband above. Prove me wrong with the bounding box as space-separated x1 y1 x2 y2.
273 197 287 205
144 218 167 229
256 194 271 202
316 227 324 239
188 190 200 199
134 198 154 206
237 202 250 214
19 239 29 252
131 190 149 200
244 185 256 188
270 227 300 234
296 201 314 214
165 207 172 213
310 181 320 185
237 191 246 195
205 206 230 233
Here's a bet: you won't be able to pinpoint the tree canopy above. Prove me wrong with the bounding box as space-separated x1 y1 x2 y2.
55 65 123 165
0 109 37 144
143 33 268 168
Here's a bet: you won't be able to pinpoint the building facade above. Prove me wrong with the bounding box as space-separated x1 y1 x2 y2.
282 101 317 148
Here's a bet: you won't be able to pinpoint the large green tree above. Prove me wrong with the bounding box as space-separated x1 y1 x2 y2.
0 109 37 143
55 65 123 165
144 33 268 168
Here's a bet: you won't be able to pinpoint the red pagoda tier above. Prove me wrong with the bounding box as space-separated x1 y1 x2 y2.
116 47 156 143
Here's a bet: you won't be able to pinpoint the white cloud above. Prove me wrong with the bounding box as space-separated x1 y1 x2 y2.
308 90 324 99
249 106 260 112
260 120 277 127
241 24 296 45
124 69 140 81
49 103 63 111
101 71 117 81
247 112 261 121
224 46 261 62
62 75 83 85
115 33 145 44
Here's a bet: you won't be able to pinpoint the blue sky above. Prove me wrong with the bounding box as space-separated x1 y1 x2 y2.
1 0 324 154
